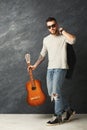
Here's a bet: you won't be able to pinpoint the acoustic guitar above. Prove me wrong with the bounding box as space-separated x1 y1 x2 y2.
25 54 46 106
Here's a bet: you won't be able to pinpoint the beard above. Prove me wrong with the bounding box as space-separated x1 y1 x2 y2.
50 28 58 35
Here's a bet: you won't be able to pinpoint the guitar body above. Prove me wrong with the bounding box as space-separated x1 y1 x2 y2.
26 79 46 106
25 53 46 106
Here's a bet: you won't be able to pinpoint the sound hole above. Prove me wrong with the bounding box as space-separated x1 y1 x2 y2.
32 86 36 90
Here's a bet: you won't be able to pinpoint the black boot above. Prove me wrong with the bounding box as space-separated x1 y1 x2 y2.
47 114 62 126
63 108 76 122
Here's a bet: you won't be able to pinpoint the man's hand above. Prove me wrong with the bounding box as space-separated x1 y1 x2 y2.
59 27 64 35
27 64 36 72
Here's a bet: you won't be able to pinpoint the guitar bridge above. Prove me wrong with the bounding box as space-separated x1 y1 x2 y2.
30 96 40 100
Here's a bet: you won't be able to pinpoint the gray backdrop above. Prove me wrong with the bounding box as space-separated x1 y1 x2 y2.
0 0 87 113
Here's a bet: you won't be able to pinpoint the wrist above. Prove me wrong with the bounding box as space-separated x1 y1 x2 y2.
34 64 37 69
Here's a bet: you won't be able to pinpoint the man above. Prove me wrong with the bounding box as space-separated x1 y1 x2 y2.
28 17 76 125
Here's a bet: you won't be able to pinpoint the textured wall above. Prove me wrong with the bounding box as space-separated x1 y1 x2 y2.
0 0 87 113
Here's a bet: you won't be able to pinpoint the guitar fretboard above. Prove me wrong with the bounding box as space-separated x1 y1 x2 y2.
29 68 36 89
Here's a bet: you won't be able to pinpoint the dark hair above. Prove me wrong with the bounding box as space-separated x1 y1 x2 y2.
46 17 57 23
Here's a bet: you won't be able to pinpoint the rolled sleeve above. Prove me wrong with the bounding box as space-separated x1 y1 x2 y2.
40 43 47 57
65 36 76 45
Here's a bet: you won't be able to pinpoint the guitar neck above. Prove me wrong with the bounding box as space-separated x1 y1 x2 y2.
29 68 35 86
25 53 35 87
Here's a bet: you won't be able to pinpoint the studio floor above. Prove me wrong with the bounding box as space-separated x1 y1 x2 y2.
0 114 87 130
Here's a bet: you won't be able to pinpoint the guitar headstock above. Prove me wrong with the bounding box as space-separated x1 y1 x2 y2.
25 53 30 64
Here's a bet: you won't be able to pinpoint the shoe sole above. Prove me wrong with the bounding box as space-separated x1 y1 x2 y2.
46 122 62 126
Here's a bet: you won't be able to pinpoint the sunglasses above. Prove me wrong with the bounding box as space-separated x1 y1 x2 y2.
47 24 56 29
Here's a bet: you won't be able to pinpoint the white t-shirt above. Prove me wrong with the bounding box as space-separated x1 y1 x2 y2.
40 34 75 69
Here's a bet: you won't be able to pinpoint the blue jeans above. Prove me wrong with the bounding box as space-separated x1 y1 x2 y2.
47 69 69 116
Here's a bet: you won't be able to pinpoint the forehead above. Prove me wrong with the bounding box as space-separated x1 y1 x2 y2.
46 20 56 26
